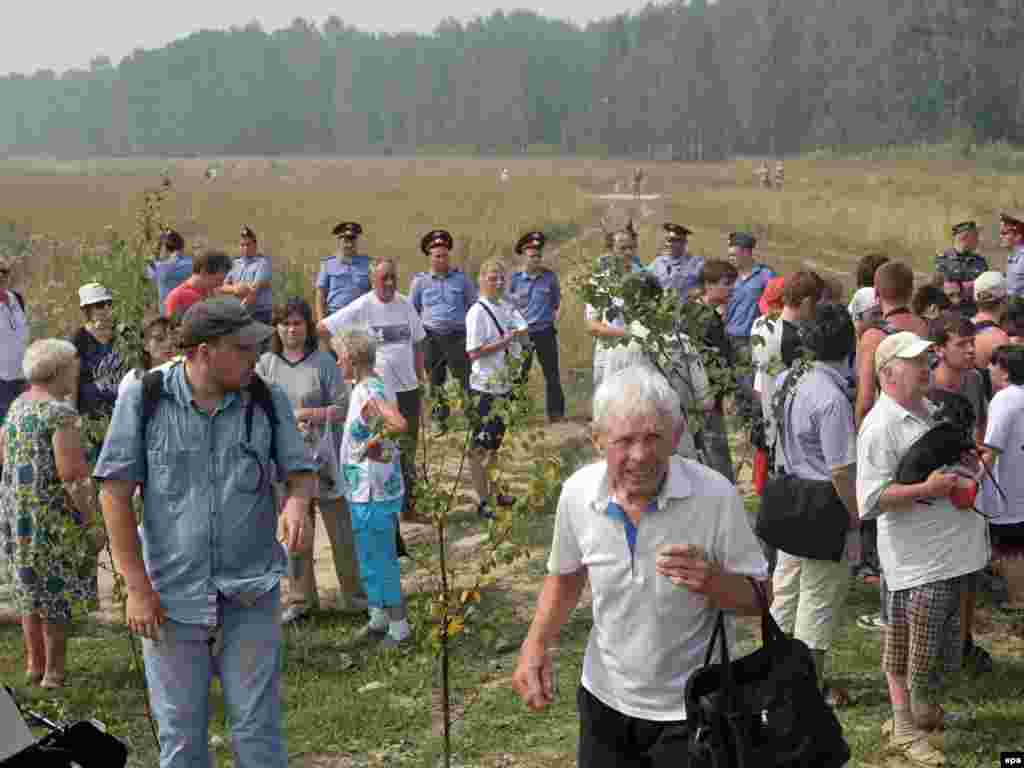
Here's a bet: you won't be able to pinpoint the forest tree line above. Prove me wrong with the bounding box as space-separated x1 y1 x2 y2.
2 0 1022 159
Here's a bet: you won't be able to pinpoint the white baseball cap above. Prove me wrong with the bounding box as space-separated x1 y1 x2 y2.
875 332 933 373
974 271 1007 302
78 282 113 308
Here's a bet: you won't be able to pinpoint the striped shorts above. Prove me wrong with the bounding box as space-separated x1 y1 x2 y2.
881 576 965 702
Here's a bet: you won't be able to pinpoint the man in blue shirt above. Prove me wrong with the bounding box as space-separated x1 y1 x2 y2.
95 298 315 768
648 223 704 302
146 229 193 315
409 229 477 433
508 231 565 422
223 226 274 324
1001 213 1024 298
725 232 774 343
315 222 372 325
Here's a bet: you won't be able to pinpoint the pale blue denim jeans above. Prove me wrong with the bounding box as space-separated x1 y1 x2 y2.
142 586 286 768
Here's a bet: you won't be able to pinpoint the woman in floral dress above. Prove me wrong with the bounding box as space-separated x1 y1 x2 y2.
0 339 102 688
332 327 410 648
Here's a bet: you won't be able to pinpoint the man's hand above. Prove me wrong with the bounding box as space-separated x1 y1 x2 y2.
512 641 555 711
922 469 958 500
126 585 167 641
281 495 312 553
655 544 719 594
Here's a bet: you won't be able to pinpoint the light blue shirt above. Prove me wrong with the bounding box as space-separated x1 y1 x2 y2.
93 363 315 625
1008 246 1024 298
225 254 274 317
409 268 477 333
726 264 774 338
316 254 371 313
648 254 704 301
146 254 193 315
507 269 560 330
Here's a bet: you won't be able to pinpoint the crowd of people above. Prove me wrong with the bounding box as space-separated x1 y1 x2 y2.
1 208 1024 767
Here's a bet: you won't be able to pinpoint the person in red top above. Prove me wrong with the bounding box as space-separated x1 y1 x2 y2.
165 250 231 321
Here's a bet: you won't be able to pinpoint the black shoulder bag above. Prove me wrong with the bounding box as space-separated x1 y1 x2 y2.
755 362 850 562
685 581 851 768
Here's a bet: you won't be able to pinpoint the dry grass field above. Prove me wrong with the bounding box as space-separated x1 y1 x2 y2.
2 153 1023 384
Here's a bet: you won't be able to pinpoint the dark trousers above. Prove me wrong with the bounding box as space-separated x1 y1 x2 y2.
578 686 692 768
424 328 469 425
396 388 421 512
520 326 565 420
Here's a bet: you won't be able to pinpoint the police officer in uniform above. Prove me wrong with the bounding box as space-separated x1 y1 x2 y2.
648 223 704 302
935 221 989 315
1000 213 1024 299
315 222 372 325
508 231 566 422
409 230 477 434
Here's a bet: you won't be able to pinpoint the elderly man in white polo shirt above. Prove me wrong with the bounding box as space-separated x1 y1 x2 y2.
512 366 768 768
857 331 989 767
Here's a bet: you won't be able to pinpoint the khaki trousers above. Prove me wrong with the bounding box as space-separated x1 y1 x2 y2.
770 550 851 651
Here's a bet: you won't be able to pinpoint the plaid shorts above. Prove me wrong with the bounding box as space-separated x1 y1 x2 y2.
881 576 965 701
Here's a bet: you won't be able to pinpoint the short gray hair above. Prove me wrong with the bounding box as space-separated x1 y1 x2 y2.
592 365 682 433
23 338 78 384
331 326 377 370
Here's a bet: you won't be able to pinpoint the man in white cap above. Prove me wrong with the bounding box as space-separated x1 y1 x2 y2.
971 270 1010 368
857 331 989 766
71 282 125 423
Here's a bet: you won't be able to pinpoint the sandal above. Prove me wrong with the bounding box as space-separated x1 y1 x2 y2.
823 685 851 709
25 669 43 685
40 675 65 689
891 732 945 767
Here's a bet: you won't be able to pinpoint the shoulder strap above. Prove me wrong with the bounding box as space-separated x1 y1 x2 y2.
11 290 24 313
140 370 165 435
246 374 279 464
474 300 505 336
770 358 813 461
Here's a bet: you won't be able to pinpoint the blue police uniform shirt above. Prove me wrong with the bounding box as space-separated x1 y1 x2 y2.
649 253 705 301
146 253 193 315
93 363 315 625
316 253 371 313
225 254 273 317
1009 246 1024 298
726 263 774 338
409 268 478 333
508 269 561 331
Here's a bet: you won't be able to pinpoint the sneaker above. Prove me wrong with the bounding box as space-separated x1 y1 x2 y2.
856 612 886 631
477 501 495 520
495 493 517 507
281 604 310 625
378 633 412 650
963 638 994 674
346 622 388 648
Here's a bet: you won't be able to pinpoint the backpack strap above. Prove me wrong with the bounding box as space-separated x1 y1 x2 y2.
246 374 279 465
11 290 25 314
140 370 166 436
474 300 505 336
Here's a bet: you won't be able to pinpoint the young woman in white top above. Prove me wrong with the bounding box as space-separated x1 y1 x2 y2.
465 260 529 518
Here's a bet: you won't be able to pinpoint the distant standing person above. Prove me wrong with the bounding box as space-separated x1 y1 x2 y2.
0 255 29 424
849 253 890 338
409 229 476 436
1000 213 1024 298
935 221 988 316
222 226 273 324
586 226 643 391
631 166 644 197
71 282 126 423
507 231 566 423
774 159 785 191
315 222 372 326
164 249 232 321
971 271 1010 369
758 160 772 189
146 229 192 316
648 223 704 302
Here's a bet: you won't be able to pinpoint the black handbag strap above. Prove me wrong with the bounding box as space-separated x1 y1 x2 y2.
474 299 506 336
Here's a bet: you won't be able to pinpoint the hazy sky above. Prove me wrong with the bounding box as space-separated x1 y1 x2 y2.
1 0 650 76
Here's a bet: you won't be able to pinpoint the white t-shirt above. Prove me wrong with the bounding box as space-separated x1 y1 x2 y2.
324 292 426 394
750 314 785 447
548 457 769 721
848 286 877 321
0 293 29 381
983 384 1024 525
465 298 527 394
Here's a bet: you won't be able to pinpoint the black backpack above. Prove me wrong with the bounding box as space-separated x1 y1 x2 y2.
140 366 279 469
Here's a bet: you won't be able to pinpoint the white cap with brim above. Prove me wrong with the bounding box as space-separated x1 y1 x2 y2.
875 331 933 374
79 282 113 308
974 270 1007 302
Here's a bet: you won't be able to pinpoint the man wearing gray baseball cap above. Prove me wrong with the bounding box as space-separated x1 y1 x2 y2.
94 297 316 768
